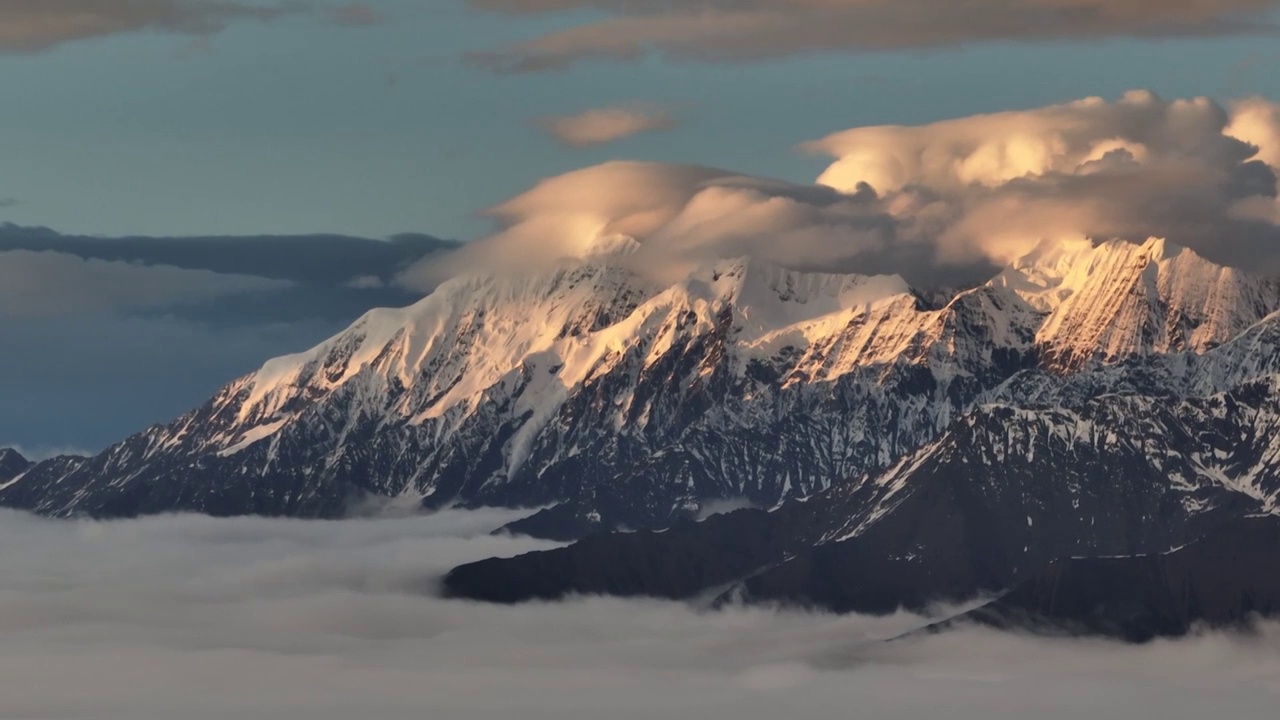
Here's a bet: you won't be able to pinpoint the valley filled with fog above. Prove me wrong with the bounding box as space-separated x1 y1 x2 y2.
0 508 1276 719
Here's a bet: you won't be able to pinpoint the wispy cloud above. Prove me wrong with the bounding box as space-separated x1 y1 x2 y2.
0 444 92 461
537 103 679 148
466 0 1280 72
0 1 378 54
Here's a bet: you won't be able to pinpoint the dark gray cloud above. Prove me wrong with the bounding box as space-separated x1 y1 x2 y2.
0 224 458 323
0 508 1275 719
0 249 293 317
0 0 381 53
467 0 1280 72
0 225 458 453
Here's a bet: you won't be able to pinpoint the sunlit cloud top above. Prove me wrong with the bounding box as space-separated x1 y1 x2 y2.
401 92 1280 289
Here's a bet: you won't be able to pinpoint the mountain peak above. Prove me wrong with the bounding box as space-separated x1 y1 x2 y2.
581 232 642 259
1018 237 1280 371
0 448 32 484
1137 236 1182 261
703 256 911 327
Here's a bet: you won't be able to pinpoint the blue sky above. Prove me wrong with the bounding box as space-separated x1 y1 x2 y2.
0 1 1277 242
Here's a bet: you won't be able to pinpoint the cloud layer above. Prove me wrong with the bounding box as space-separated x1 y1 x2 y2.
405 92 1280 289
537 104 678 147
0 508 1277 719
0 227 458 453
0 0 379 53
467 0 1280 72
0 250 292 317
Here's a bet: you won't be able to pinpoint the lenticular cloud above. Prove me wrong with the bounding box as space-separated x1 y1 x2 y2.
537 104 679 147
402 92 1280 290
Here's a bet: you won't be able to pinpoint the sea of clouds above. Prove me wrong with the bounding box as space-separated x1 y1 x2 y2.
0 507 1277 719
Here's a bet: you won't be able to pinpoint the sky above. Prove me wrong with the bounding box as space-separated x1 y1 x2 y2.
3 0 1280 452
0 507 1277 719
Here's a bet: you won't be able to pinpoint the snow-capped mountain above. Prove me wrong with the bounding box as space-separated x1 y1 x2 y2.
4 236 1280 544
998 237 1280 371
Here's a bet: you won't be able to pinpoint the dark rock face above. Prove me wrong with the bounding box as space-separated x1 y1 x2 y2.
444 382 1280 623
0 449 32 484
962 517 1280 642
444 510 795 604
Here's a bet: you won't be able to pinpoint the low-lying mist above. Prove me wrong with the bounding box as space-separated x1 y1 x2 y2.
0 508 1276 719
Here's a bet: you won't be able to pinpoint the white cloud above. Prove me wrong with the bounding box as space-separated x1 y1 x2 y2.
1229 96 1280 169
1227 96 1280 223
537 104 678 147
804 90 1195 193
466 0 1280 72
806 90 1280 267
343 273 387 289
0 508 1276 718
397 162 736 287
401 92 1280 288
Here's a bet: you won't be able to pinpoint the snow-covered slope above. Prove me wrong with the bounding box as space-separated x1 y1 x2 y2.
4 237 1279 538
993 238 1280 371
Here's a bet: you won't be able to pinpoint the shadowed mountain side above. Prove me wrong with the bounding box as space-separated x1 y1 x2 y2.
443 510 796 604
0 449 31 483
954 516 1280 642
444 388 1275 614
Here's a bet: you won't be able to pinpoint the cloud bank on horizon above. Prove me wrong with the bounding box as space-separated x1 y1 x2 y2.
0 250 292 317
404 91 1280 289
0 0 380 53
0 508 1276 719
467 0 1280 72
0 228 458 454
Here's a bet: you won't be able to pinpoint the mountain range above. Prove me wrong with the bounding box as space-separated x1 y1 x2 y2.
6 235 1280 637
